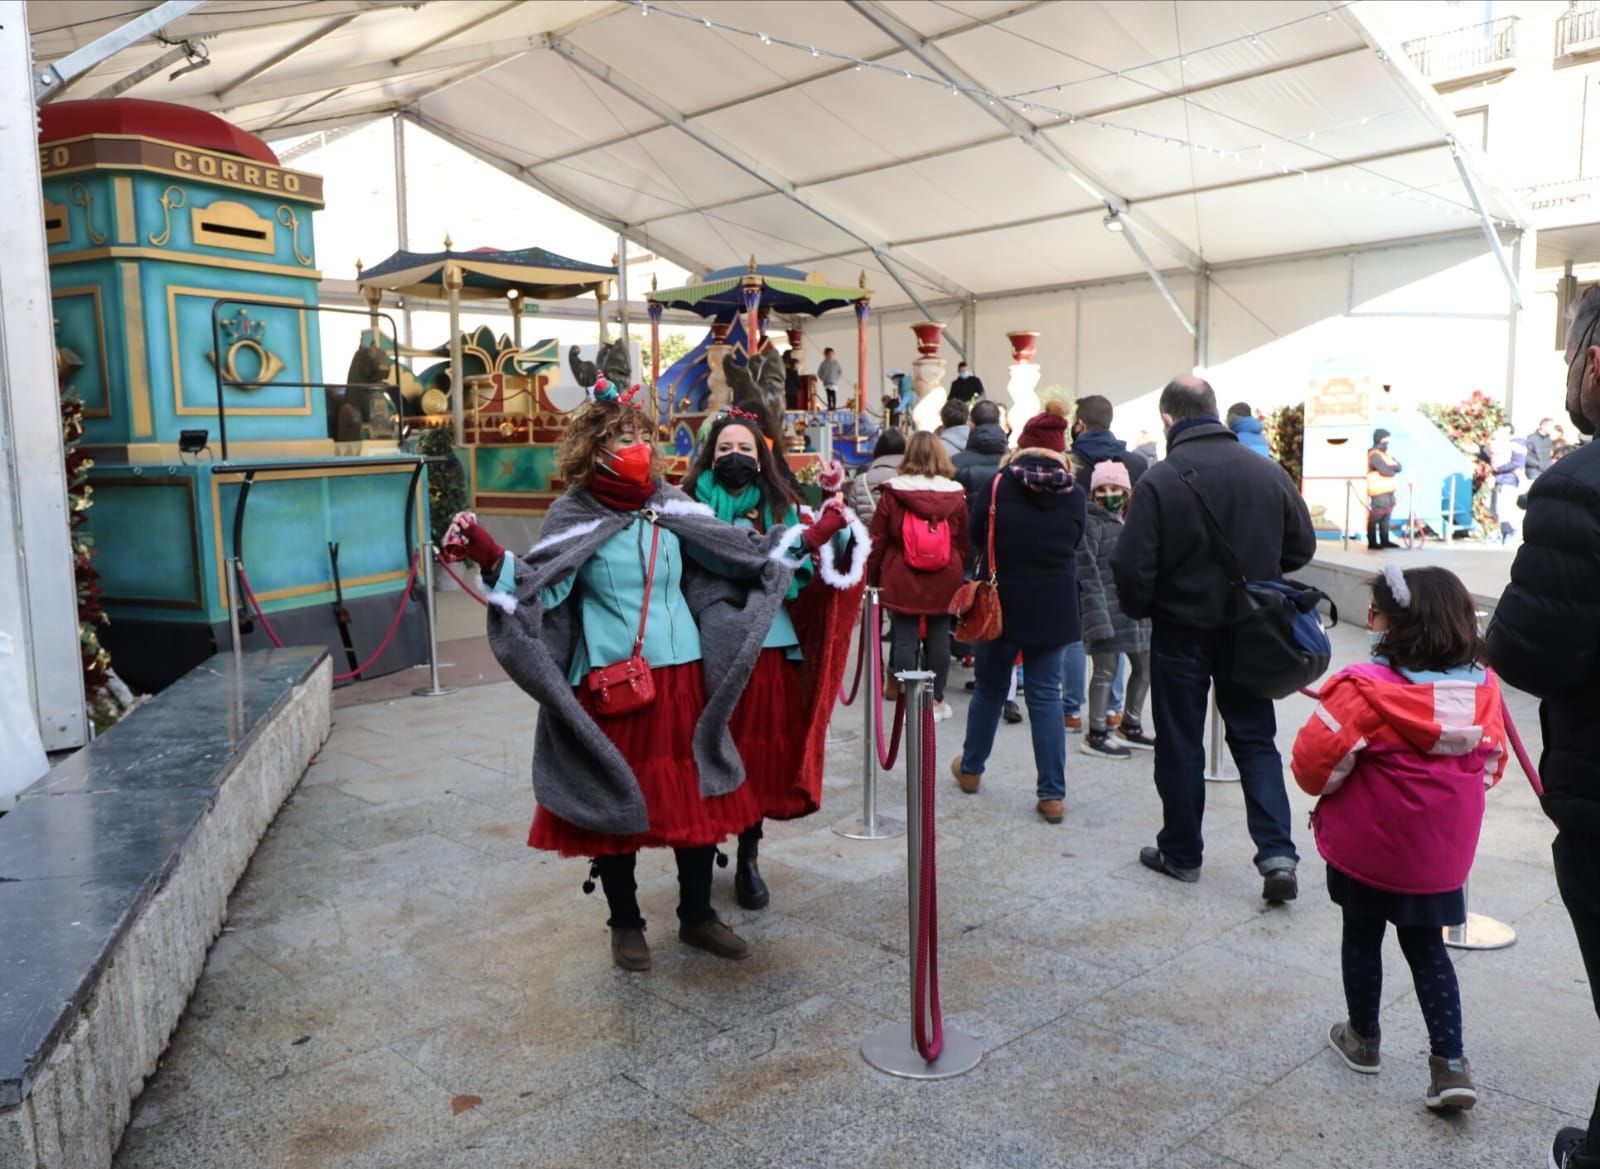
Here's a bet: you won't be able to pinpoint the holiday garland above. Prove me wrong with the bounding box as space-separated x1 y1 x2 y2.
1265 403 1304 485
60 386 113 710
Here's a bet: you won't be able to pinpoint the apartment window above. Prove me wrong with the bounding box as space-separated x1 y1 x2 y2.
1457 106 1490 150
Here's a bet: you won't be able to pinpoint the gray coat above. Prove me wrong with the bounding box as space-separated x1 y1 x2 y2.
1076 504 1151 655
847 454 903 523
487 484 794 836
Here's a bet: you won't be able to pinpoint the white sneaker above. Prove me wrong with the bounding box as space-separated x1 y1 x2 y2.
931 702 953 722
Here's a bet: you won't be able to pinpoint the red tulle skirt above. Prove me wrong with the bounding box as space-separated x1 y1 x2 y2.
729 647 816 821
528 661 762 857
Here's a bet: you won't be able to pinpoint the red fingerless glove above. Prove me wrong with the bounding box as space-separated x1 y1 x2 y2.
800 502 850 551
444 516 506 574
817 460 845 493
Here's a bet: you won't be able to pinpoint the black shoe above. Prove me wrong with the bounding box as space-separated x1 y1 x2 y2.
1003 700 1023 724
1550 1127 1589 1169
964 680 976 692
735 855 769 910
1262 865 1298 904
1139 845 1200 883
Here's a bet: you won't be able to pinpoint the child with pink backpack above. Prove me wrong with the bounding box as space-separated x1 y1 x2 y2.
1292 564 1507 1113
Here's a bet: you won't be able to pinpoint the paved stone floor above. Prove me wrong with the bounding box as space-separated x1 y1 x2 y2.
112 617 1595 1169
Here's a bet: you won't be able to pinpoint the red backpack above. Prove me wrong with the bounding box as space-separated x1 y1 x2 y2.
901 509 952 572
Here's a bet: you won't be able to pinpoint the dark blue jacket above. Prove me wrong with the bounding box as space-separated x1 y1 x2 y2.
970 456 1086 648
1230 415 1272 459
1072 428 1148 485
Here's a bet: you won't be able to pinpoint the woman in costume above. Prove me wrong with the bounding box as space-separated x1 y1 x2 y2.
684 407 868 910
445 380 842 972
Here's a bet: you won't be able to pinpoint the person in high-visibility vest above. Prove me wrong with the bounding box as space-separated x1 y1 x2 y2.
1366 429 1402 550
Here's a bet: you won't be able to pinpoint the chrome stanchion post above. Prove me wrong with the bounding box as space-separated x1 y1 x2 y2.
1203 686 1239 783
861 670 981 1079
226 556 244 658
835 587 903 840
412 543 457 698
1444 879 1516 950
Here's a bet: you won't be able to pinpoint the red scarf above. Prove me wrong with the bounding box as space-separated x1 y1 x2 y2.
586 471 657 512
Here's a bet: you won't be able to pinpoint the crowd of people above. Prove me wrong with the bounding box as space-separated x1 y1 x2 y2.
443 317 1600 1166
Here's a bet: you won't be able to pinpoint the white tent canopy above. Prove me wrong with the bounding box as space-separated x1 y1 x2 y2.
28 0 1527 319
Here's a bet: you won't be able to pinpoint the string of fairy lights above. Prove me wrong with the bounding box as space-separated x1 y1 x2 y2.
624 0 1517 230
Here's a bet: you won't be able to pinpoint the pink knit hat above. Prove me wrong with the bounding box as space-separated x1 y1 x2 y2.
1090 460 1132 492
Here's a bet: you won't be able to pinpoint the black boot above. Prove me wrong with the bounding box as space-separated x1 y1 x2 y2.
735 825 769 910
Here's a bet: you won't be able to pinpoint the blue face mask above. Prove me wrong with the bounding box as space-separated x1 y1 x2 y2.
1366 630 1385 652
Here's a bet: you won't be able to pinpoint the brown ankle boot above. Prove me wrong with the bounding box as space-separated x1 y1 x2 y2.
679 917 751 961
951 755 981 794
610 927 650 971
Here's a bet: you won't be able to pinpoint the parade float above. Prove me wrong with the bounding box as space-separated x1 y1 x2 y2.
39 98 426 691
647 260 880 471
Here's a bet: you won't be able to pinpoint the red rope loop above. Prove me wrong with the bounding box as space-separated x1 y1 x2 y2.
871 611 905 770
837 594 868 706
236 555 420 683
435 554 489 606
913 696 943 1062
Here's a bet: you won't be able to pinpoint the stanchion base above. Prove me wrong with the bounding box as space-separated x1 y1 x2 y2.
826 727 860 745
833 815 905 840
1204 769 1240 784
861 1022 982 1079
411 685 459 698
1444 912 1516 951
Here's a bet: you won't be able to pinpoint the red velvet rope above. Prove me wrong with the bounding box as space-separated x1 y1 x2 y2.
913 697 943 1062
871 609 906 770
434 554 489 606
236 556 420 682
837 594 868 706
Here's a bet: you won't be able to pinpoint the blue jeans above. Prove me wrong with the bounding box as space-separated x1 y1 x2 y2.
1062 641 1122 715
1148 628 1298 872
962 640 1068 800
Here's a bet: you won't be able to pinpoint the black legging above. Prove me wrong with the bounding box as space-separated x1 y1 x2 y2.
889 611 952 702
1341 911 1462 1058
595 847 717 929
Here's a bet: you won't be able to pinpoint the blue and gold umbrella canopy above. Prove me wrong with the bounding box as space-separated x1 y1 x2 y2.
649 263 870 320
357 245 615 301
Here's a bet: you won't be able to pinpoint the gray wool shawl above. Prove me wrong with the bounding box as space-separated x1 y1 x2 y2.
487 483 797 837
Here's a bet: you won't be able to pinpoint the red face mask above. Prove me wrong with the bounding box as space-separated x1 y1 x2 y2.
598 442 653 485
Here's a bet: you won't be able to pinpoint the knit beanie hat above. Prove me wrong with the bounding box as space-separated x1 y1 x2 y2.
1373 428 1391 445
1091 459 1132 492
1016 400 1069 453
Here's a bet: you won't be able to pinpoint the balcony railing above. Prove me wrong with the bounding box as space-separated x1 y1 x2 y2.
1558 4 1600 56
1403 15 1518 80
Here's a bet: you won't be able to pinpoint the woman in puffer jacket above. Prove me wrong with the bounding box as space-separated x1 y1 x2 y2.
1292 564 1507 1115
848 428 906 523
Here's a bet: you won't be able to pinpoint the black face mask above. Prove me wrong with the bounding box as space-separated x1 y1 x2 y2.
712 452 760 489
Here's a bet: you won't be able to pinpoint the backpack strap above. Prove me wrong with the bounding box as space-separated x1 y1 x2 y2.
1177 469 1247 588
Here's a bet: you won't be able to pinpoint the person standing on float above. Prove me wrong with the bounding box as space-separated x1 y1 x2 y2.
445 382 837 972
684 407 868 910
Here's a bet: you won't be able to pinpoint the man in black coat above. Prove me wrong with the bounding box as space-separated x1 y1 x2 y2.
1111 376 1317 904
1486 287 1600 1169
949 362 985 405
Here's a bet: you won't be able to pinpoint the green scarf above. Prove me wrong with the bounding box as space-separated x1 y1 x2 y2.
691 471 810 599
692 471 767 527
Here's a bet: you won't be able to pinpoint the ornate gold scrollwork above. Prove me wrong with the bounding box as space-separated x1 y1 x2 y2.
69 183 108 245
276 205 313 266
205 309 286 388
147 186 186 247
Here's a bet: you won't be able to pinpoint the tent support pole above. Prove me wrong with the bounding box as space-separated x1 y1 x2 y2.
1117 218 1196 337
1450 141 1523 310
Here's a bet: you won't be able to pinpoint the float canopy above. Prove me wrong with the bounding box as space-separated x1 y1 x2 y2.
356 246 615 302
